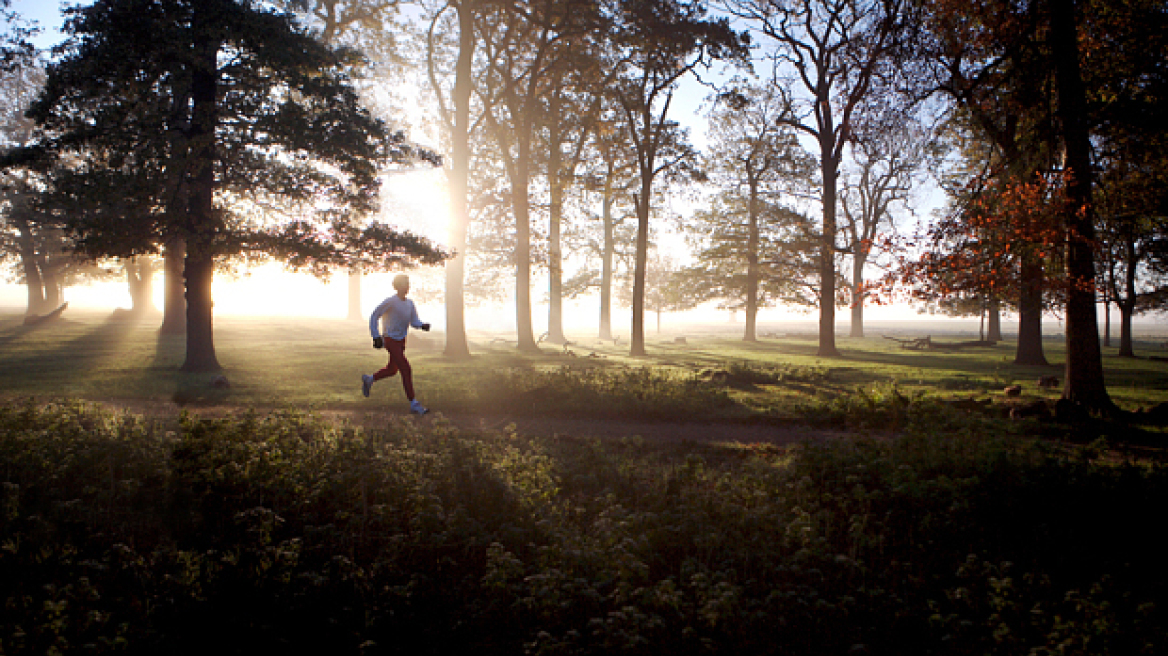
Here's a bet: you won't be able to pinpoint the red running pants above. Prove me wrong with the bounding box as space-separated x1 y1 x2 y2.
372 337 414 401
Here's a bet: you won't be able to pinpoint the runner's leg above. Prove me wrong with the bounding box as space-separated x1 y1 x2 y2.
385 337 415 400
372 348 399 381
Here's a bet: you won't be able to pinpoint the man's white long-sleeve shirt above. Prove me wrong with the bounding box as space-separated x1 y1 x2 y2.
369 295 424 341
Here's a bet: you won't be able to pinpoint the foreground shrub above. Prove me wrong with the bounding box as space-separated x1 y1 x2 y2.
1 400 1166 654
454 366 737 419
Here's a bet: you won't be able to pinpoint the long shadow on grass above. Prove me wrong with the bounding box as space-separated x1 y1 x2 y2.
0 312 145 387
775 340 1071 393
0 319 40 348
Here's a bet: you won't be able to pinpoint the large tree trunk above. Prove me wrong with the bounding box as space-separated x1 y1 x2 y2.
1051 0 1112 412
182 252 219 372
512 142 538 353
161 239 186 335
1117 300 1135 358
599 164 615 341
22 259 46 315
1014 255 1048 365
987 296 1002 342
181 26 222 373
14 216 47 315
443 1 473 359
744 181 760 342
125 256 157 315
39 256 62 310
818 139 840 357
630 183 650 357
849 251 866 338
545 101 567 345
1116 235 1137 357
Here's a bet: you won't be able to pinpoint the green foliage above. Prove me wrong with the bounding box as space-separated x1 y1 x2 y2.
449 365 736 419
21 0 442 272
3 399 1167 654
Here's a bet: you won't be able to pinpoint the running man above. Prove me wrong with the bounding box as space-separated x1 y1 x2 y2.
362 274 430 414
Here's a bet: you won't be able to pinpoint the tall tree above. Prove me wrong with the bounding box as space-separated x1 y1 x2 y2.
540 42 609 345
839 119 925 337
475 0 599 352
609 0 747 356
560 109 640 342
918 0 1057 365
423 0 478 358
686 193 818 331
1049 0 1108 410
618 249 701 332
727 0 905 356
0 31 74 318
700 83 816 340
28 0 443 372
1082 0 1168 368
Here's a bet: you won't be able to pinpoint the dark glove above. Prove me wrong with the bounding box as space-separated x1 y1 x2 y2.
373 336 384 349
420 323 431 332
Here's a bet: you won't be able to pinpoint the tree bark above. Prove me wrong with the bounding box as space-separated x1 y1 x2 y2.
443 1 473 359
630 185 649 357
161 238 186 335
1051 0 1112 411
1116 233 1137 357
511 140 538 353
39 255 61 310
14 216 47 315
987 296 1003 342
1102 299 1111 348
849 251 866 338
182 251 219 372
744 179 760 342
599 172 615 341
1117 299 1135 357
1014 254 1048 365
818 148 840 356
181 23 222 373
125 256 157 315
545 98 567 345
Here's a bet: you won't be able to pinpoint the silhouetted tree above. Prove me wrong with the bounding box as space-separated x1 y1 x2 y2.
608 0 748 356
423 0 479 358
727 0 906 357
840 119 927 337
27 0 443 372
475 0 602 352
698 83 816 341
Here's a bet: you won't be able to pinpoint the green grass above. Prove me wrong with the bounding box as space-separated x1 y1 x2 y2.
2 310 1167 421
4 310 1168 653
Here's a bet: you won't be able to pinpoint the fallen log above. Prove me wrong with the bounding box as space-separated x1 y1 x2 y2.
23 302 69 326
883 335 998 351
883 335 932 350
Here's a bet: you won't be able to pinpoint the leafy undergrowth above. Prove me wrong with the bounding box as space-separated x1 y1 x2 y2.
431 365 739 420
2 399 1167 655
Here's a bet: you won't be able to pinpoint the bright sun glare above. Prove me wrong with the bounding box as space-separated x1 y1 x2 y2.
1 167 451 319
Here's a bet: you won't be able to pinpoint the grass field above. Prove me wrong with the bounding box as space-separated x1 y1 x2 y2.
5 310 1168 654
2 309 1167 422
